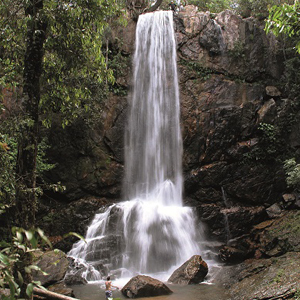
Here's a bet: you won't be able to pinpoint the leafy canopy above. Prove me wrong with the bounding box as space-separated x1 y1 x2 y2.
265 0 300 54
1 0 126 127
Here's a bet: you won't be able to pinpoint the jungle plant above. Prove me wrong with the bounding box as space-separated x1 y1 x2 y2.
284 158 300 190
0 227 51 300
242 122 284 163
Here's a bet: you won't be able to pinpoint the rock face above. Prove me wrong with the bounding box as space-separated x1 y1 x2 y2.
215 210 300 298
38 6 300 262
175 7 290 241
121 275 173 298
168 255 208 284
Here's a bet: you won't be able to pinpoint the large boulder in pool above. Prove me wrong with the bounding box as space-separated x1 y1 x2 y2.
121 275 173 298
168 255 208 284
32 250 69 286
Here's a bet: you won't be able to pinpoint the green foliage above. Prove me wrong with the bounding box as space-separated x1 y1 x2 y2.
39 0 126 127
284 158 300 189
243 122 283 163
0 117 63 213
186 0 281 17
1 0 126 128
0 133 17 209
0 227 51 300
188 0 233 13
294 290 300 299
265 1 300 54
233 0 281 18
0 0 26 88
36 139 56 176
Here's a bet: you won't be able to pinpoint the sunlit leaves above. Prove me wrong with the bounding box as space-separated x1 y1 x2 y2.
37 0 124 126
0 0 26 87
265 1 300 54
1 0 126 127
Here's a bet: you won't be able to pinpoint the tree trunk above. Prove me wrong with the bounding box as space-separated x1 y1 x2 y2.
15 0 47 298
33 288 80 300
16 0 46 229
145 0 164 12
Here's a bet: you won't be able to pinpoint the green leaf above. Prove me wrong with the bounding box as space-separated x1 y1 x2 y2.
25 230 33 241
63 232 86 243
16 231 23 243
17 271 24 286
0 253 10 265
26 283 34 297
37 228 52 248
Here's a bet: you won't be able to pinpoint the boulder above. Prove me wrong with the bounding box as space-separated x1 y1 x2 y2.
266 86 281 97
64 259 88 286
168 255 208 284
121 275 173 298
219 245 249 263
32 250 69 287
266 203 282 218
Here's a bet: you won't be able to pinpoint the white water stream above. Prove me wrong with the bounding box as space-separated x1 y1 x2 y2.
68 11 208 285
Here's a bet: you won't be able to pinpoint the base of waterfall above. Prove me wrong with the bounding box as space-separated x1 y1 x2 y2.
67 194 203 283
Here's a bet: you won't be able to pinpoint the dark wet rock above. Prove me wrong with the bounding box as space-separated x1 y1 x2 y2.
213 211 300 299
168 255 208 284
36 197 110 252
196 204 267 242
219 245 249 264
121 275 173 298
32 250 69 287
64 272 88 286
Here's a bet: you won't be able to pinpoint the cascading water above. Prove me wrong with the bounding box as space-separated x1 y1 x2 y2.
68 10 204 283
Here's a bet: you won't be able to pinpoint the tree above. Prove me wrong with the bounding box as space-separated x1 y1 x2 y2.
265 0 300 53
1 0 125 297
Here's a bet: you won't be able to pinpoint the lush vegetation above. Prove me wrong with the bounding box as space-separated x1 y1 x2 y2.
0 0 125 298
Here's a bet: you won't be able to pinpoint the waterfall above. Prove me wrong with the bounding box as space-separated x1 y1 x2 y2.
124 10 182 205
68 10 202 282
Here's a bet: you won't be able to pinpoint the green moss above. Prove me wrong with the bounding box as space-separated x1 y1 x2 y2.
272 268 284 283
179 60 213 80
228 41 246 60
